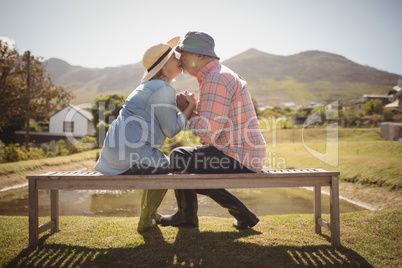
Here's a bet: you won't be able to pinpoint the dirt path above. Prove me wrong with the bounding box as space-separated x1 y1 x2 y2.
0 159 97 190
1 160 400 210
338 182 401 210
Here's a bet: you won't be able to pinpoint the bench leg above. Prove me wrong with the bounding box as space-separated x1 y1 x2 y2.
330 176 341 247
314 185 322 234
28 179 39 247
50 190 59 234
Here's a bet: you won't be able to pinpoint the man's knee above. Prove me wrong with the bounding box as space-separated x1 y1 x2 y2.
170 146 194 171
169 147 180 159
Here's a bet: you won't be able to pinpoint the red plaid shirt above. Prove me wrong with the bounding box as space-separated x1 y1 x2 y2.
189 60 266 173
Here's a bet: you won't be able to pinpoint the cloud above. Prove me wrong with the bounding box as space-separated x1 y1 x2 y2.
0 36 16 48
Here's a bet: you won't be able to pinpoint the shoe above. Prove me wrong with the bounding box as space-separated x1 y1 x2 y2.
137 218 157 233
199 189 259 229
233 217 260 230
160 212 198 228
160 189 199 228
153 212 162 224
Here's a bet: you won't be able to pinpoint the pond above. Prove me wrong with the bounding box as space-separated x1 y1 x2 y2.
0 185 366 218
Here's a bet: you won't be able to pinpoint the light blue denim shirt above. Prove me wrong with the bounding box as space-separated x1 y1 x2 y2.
95 79 187 175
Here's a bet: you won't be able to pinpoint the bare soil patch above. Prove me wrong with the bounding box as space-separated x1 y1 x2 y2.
338 182 402 210
0 159 96 190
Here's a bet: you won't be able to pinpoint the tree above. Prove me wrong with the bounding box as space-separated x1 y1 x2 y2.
91 94 126 146
0 40 74 135
363 99 383 115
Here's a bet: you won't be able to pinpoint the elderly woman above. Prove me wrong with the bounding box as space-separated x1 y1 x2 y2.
95 37 196 232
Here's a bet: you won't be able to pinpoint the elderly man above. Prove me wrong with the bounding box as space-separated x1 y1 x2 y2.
161 31 266 229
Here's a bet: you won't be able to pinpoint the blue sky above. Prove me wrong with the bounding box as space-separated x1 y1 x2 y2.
1 0 401 75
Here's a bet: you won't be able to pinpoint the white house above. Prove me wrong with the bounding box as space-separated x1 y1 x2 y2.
49 104 96 137
385 76 402 109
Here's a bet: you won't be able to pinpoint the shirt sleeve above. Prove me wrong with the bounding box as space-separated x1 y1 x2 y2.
190 78 232 145
150 84 186 138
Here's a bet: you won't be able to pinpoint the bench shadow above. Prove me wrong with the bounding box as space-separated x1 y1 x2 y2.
6 228 372 267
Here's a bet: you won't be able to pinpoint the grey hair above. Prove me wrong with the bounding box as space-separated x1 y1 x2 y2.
202 55 218 61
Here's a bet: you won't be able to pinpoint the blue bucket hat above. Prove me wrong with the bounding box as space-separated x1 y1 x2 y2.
177 31 220 59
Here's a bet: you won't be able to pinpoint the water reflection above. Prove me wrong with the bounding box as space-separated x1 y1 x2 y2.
0 186 366 217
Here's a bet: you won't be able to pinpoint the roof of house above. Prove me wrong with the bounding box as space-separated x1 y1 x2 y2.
385 99 399 108
363 94 389 99
339 97 365 106
392 90 402 101
50 104 93 121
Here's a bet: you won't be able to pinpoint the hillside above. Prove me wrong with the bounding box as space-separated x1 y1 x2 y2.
44 50 399 106
222 49 399 105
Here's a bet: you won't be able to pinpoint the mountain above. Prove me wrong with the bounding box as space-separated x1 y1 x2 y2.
221 49 399 105
44 58 145 105
44 50 399 106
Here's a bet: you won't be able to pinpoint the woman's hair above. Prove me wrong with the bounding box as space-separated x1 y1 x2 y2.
150 69 169 82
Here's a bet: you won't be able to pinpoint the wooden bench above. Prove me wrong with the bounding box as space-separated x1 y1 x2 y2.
27 168 341 247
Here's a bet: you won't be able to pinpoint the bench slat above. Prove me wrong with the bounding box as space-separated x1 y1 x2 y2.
35 176 332 190
27 169 340 180
27 168 341 247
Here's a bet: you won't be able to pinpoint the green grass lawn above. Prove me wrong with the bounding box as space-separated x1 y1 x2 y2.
1 207 401 267
0 149 100 176
262 128 402 190
1 127 401 267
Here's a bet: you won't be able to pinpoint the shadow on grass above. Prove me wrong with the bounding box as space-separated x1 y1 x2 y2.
6 227 372 267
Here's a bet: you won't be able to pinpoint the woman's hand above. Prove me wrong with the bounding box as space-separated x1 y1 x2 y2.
177 91 197 120
176 93 189 111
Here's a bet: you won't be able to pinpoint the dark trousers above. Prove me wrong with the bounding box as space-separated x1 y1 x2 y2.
170 145 253 174
168 145 258 224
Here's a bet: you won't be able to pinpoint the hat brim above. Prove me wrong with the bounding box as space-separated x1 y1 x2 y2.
141 37 180 82
176 43 219 60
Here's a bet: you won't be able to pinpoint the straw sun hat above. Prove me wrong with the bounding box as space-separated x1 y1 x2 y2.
141 36 180 82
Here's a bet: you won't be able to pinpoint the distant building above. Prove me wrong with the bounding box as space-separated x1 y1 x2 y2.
49 104 96 137
16 104 96 144
362 94 390 106
306 102 324 109
381 122 402 141
385 76 402 109
280 102 297 110
258 105 273 112
340 94 392 112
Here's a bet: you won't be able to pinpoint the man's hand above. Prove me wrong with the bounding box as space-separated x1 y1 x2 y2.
176 92 189 111
176 91 197 120
186 92 196 105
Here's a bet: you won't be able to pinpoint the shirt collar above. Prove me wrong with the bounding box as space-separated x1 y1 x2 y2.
197 59 220 83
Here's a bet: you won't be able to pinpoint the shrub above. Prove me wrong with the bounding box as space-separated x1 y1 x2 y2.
363 99 384 115
0 136 97 163
56 140 69 156
0 140 5 162
2 143 29 162
28 147 45 160
70 136 98 153
383 109 393 121
160 136 187 156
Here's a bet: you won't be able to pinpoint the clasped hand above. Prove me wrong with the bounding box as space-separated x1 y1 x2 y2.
176 90 197 112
